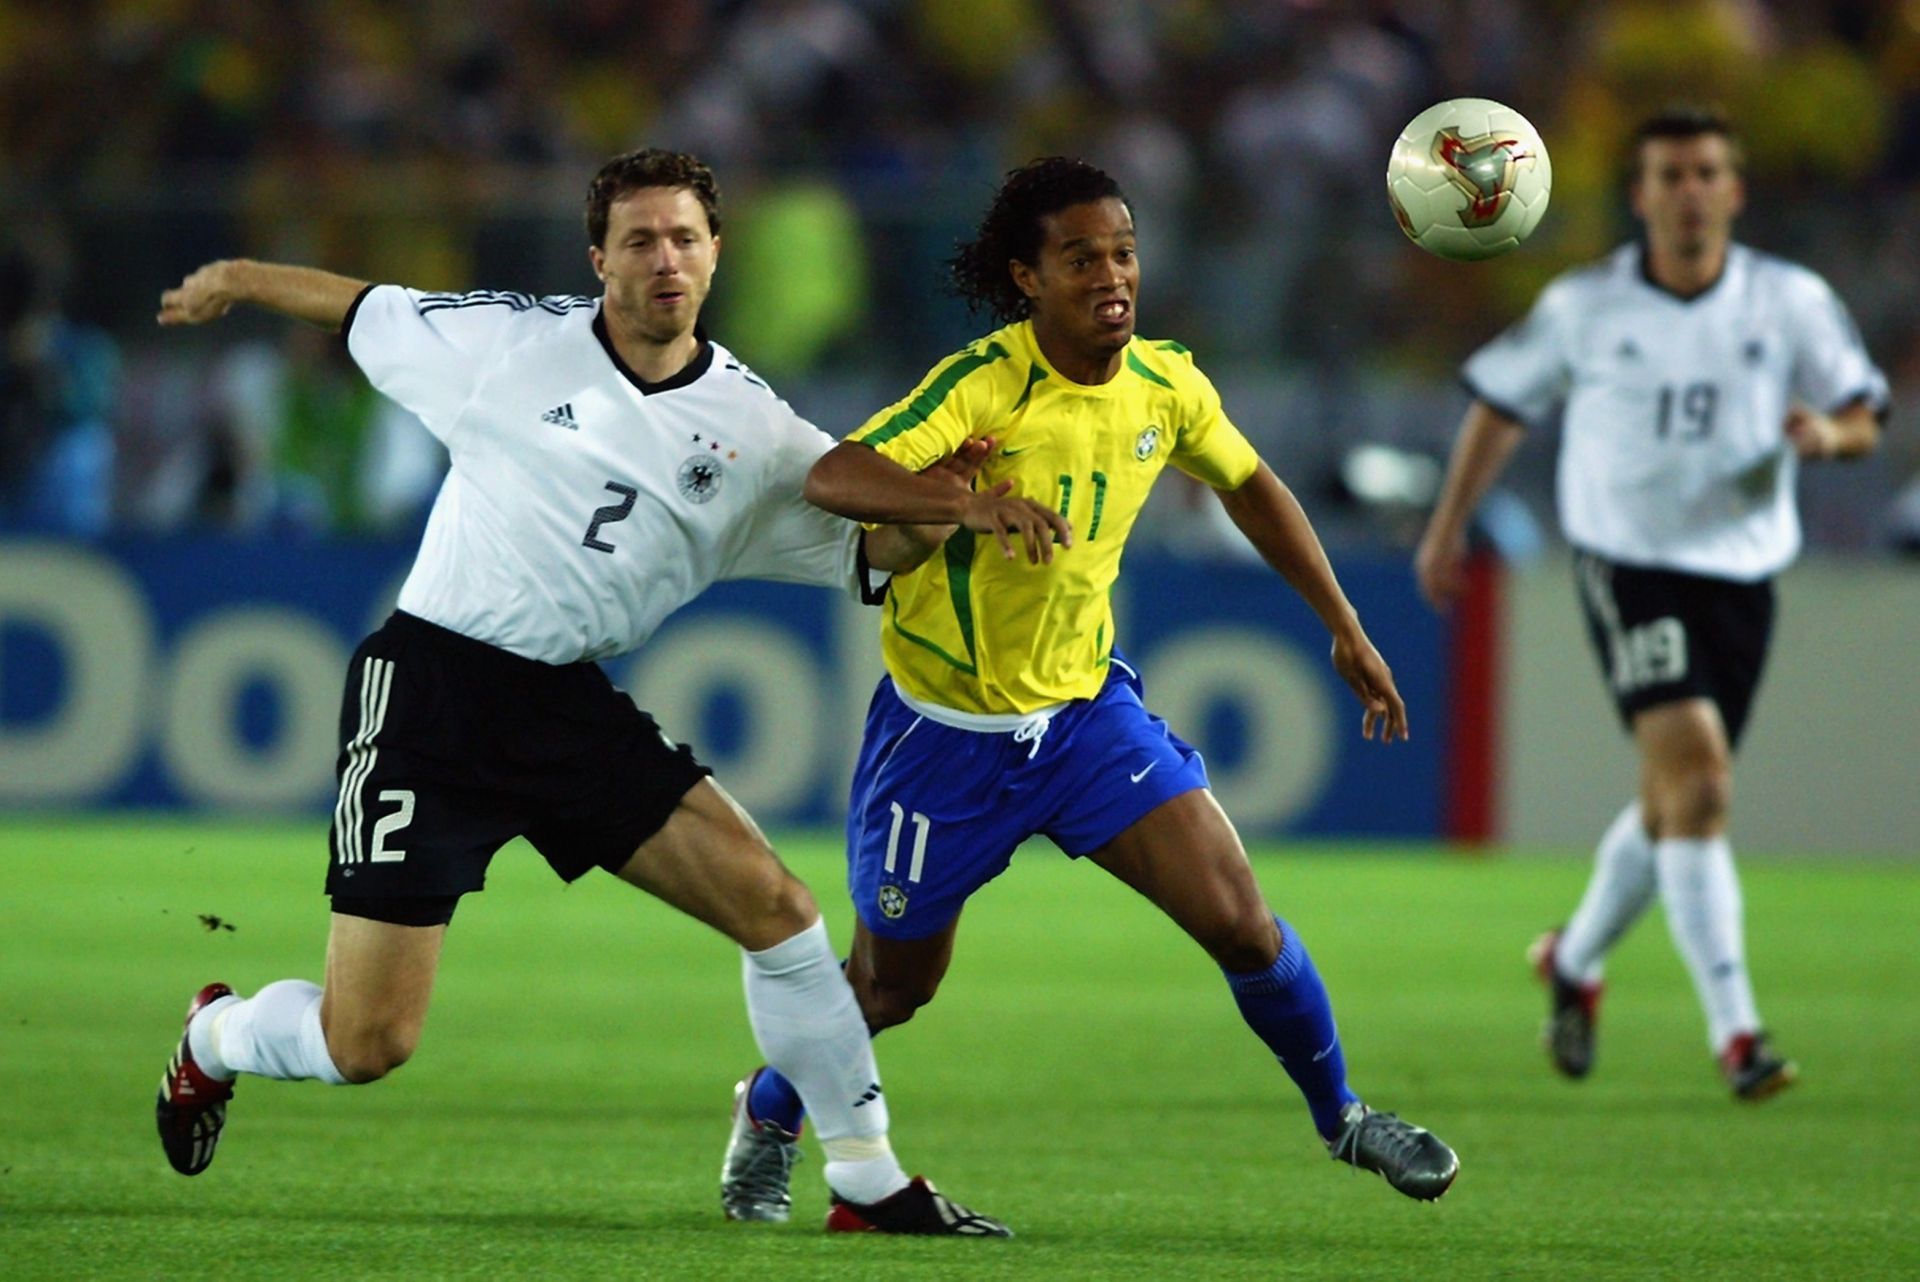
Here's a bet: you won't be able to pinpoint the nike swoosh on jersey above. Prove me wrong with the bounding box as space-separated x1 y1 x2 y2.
1000 446 1030 457
1130 763 1157 783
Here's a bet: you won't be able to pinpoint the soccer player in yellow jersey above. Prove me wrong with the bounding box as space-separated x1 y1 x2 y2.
722 158 1458 1222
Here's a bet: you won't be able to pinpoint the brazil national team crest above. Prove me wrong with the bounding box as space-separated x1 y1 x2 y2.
1134 424 1161 461
878 884 908 920
677 454 725 504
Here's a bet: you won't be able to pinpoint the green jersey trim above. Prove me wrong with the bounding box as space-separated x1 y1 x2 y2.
889 591 978 676
1126 348 1175 389
1011 362 1049 412
858 340 1012 448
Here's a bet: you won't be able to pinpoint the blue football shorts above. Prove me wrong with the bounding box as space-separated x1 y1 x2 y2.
845 652 1211 940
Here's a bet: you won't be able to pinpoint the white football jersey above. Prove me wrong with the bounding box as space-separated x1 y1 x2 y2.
1462 243 1888 580
345 285 869 663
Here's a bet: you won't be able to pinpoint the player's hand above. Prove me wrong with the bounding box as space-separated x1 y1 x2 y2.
961 486 1073 564
1331 628 1410 743
157 261 238 326
1414 527 1469 612
898 438 995 549
1784 406 1842 459
928 437 994 490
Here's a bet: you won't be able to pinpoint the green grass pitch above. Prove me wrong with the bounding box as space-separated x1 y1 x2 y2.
2 818 1914 1279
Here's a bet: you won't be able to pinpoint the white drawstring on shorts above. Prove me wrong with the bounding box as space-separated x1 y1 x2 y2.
889 682 1066 760
1011 714 1053 760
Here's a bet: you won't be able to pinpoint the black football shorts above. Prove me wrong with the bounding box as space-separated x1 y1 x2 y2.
324 611 711 925
1573 550 1775 749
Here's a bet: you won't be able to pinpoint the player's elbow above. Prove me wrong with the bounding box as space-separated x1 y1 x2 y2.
801 462 833 510
804 444 860 512
864 529 936 576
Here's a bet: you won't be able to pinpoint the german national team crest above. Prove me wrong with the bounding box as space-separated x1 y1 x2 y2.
677 454 725 503
1134 425 1161 461
878 884 908 919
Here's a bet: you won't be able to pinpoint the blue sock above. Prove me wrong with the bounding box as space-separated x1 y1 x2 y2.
1223 917 1361 1140
746 1064 807 1134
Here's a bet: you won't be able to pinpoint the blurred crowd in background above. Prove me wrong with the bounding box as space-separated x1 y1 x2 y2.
3 0 1919 556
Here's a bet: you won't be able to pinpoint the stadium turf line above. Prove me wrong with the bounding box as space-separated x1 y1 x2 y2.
1 817 1915 1280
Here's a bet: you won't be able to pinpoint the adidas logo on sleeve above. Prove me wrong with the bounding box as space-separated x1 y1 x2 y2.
542 403 579 430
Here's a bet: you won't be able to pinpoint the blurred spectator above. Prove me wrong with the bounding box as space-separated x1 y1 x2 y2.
717 179 869 381
0 0 1914 553
0 238 118 536
206 328 443 534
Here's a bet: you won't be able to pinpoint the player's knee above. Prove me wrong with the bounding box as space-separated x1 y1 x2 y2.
1209 910 1282 974
1184 895 1280 973
328 1023 420 1084
717 844 820 948
1672 765 1732 832
857 972 939 1033
756 867 819 938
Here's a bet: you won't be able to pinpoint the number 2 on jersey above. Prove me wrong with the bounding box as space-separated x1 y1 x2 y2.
582 481 638 553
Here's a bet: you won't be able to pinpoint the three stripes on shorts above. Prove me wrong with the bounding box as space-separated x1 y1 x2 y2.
334 658 395 866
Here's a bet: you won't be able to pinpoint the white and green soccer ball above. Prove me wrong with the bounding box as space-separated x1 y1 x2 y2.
1387 98 1551 261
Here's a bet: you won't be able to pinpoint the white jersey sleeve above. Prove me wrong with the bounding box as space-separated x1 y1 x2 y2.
720 406 876 600
1460 276 1581 427
1781 268 1889 414
343 286 532 441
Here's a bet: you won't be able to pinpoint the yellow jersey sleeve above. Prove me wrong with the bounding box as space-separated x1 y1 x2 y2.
1166 350 1260 490
845 336 1016 469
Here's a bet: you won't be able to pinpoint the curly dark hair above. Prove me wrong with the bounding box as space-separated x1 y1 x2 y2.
585 148 721 247
948 158 1127 323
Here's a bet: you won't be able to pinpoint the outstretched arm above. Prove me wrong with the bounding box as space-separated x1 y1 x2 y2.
1215 461 1409 743
807 440 1073 565
158 260 370 331
1414 400 1525 612
862 439 995 573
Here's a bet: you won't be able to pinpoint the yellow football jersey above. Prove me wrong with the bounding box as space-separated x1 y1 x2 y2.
847 319 1260 714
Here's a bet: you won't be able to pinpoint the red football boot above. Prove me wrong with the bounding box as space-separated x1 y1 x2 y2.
826 1176 1011 1236
155 983 236 1175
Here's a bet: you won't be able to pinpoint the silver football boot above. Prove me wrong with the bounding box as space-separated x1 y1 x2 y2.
1328 1102 1459 1201
721 1071 803 1222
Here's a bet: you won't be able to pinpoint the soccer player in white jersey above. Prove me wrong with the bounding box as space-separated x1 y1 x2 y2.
150 148 1032 1234
1416 108 1888 1100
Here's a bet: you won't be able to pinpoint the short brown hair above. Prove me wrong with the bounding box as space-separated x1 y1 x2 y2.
1630 106 1743 180
585 149 721 247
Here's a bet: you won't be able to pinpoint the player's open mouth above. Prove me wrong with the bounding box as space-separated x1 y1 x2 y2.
653 289 687 305
1094 299 1130 325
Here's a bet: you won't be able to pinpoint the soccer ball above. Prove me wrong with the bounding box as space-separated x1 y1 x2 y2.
1387 98 1551 261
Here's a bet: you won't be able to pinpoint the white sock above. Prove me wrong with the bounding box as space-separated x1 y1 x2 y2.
1656 836 1761 1051
194 980 348 1084
741 918 908 1204
1557 802 1658 983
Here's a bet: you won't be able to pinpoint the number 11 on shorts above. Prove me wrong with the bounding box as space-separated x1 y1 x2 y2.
884 802 930 883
